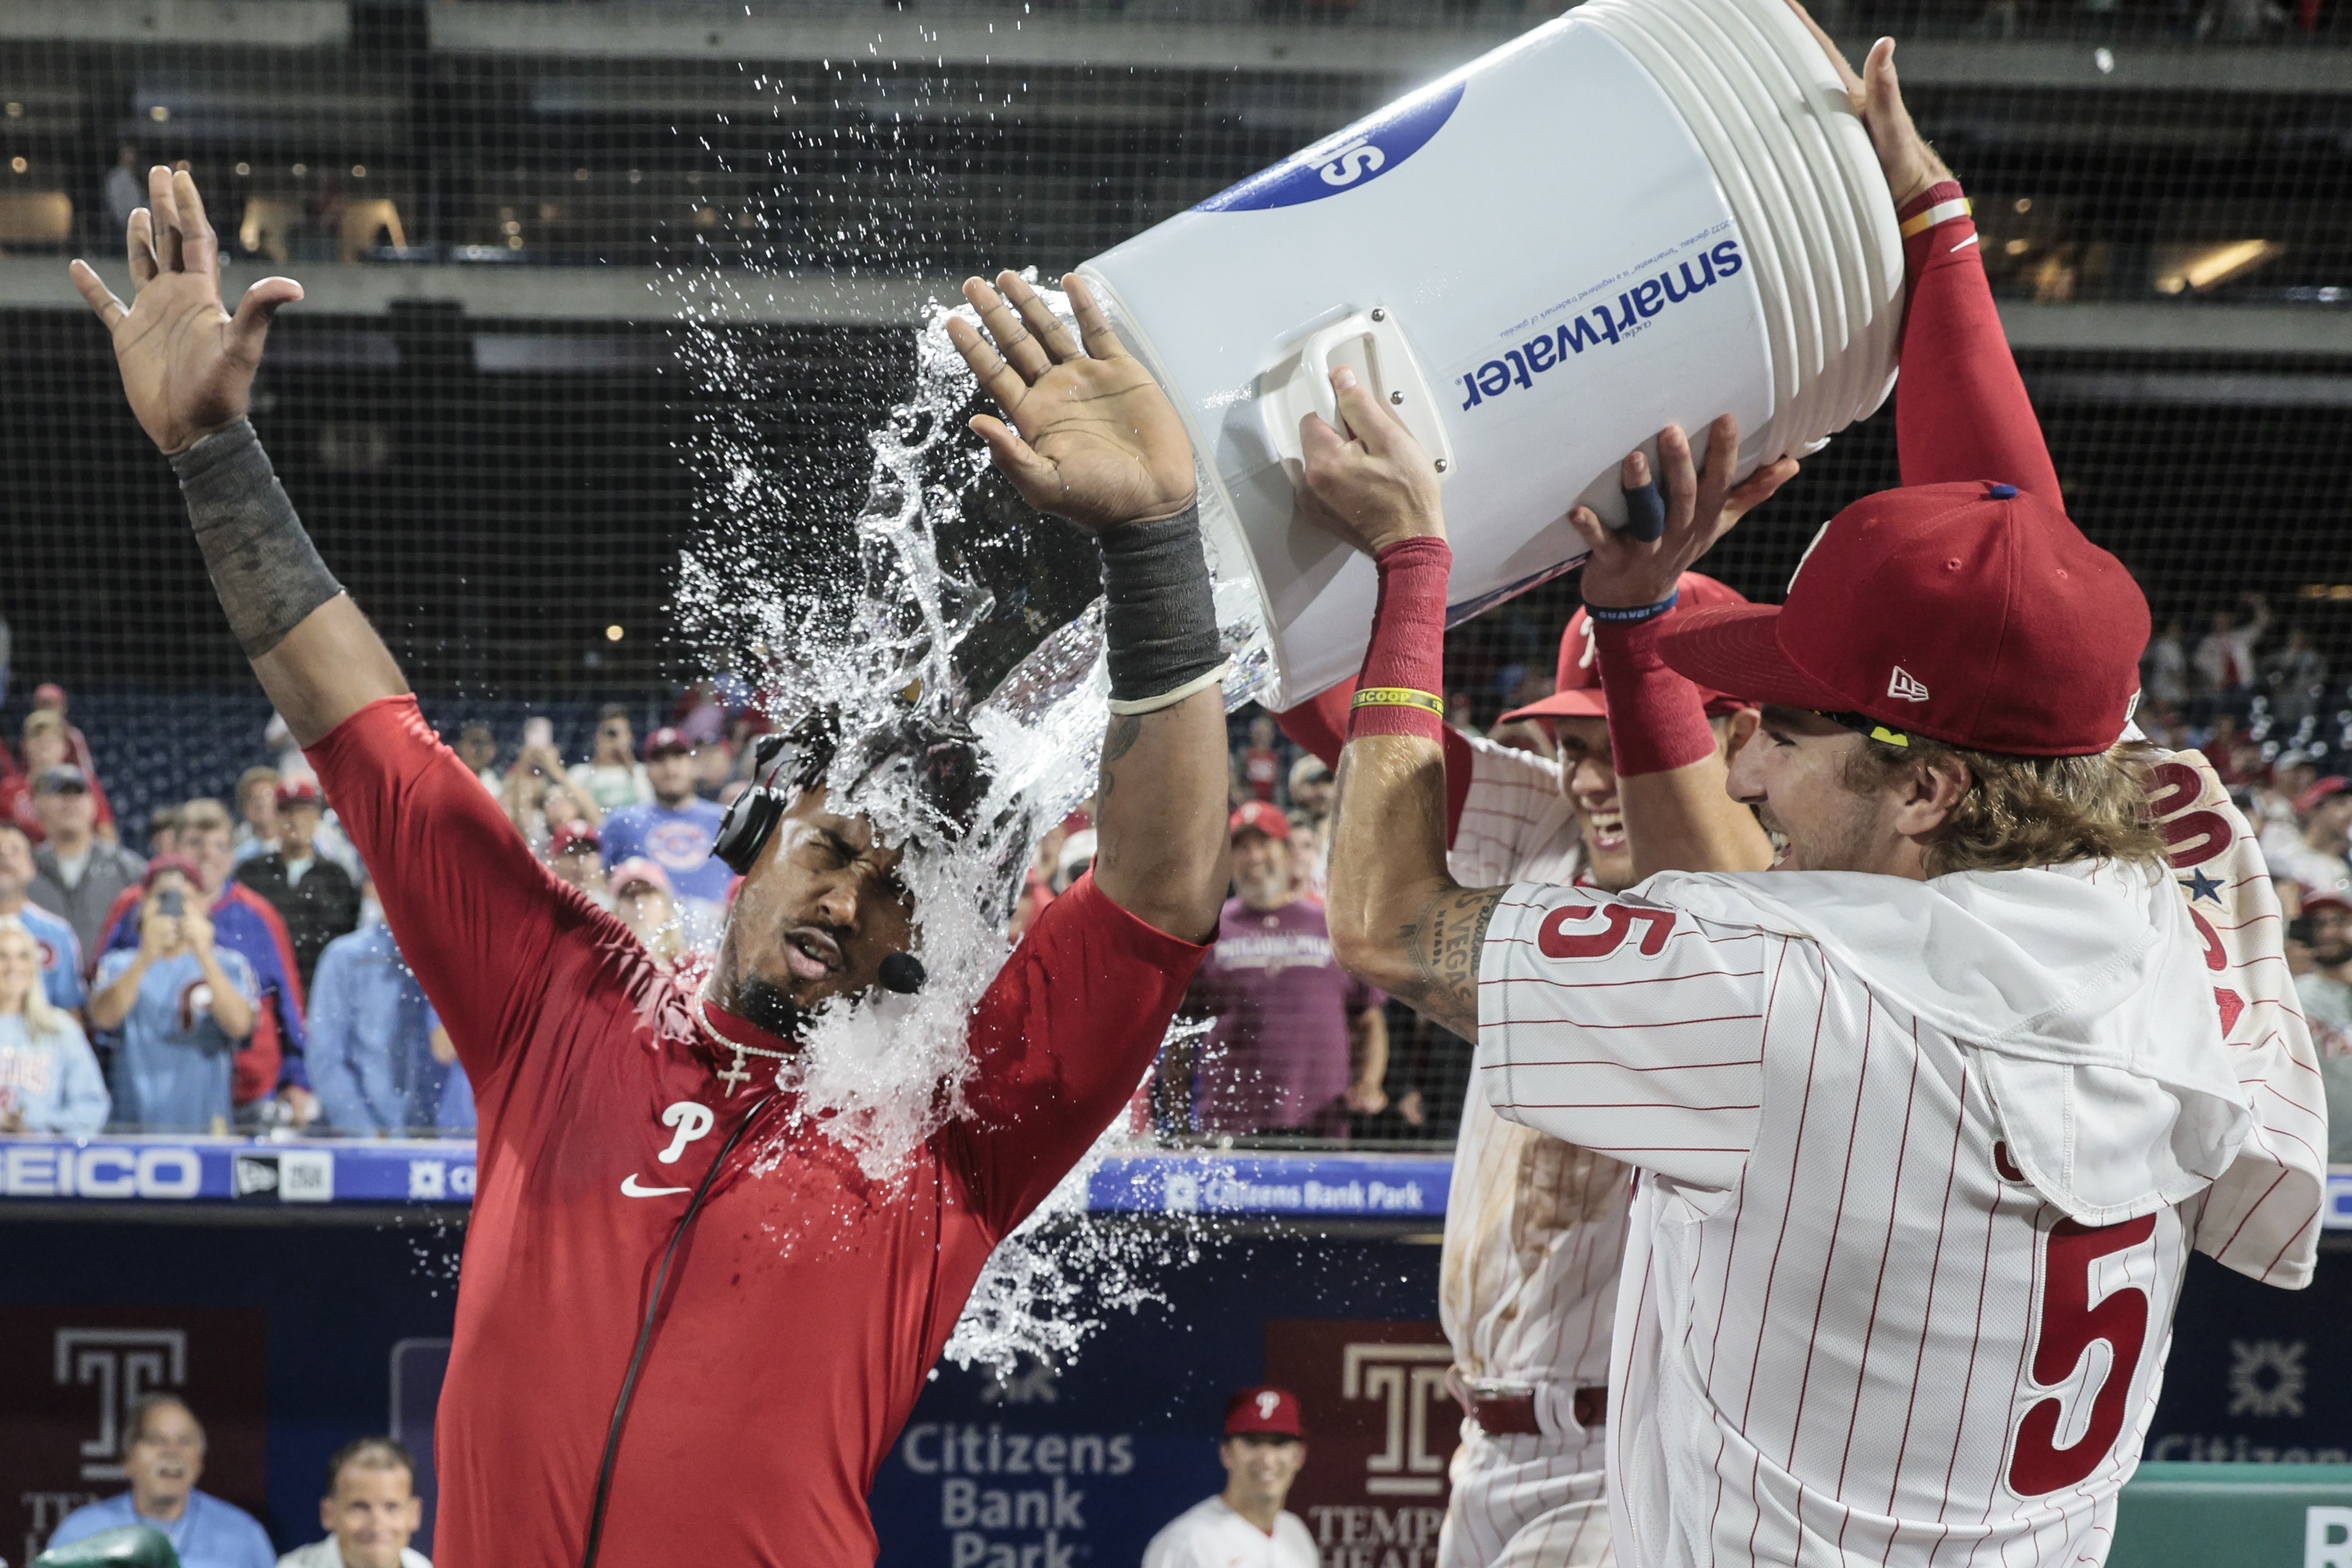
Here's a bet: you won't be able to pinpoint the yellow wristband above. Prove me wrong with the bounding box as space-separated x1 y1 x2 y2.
1352 687 1445 717
1899 197 1973 238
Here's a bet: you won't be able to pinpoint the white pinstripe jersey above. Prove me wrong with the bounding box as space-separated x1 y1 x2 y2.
1473 749 2320 1567
1443 737 1628 1437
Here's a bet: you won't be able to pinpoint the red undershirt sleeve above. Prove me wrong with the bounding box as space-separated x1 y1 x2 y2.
949 873 1207 1239
303 695 598 1096
1275 681 1476 848
1895 180 2063 503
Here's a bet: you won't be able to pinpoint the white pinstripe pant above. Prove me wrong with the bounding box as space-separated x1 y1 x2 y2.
1440 1423 1614 1568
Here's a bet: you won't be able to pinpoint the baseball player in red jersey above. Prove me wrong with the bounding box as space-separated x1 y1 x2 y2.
1303 16 2323 1566
73 172 1234 1566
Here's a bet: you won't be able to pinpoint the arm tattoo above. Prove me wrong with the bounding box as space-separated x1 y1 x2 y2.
1096 713 1143 799
1392 884 1503 1041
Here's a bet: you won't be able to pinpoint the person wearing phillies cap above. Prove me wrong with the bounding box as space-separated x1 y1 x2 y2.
1142 1387 1315 1568
1158 801 1388 1138
547 817 614 911
598 725 733 937
1306 10 2321 1565
233 775 362 990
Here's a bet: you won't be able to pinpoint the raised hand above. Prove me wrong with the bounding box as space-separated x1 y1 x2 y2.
948 271 1196 532
1784 1 1952 209
1296 366 1447 557
68 166 303 454
1568 416 1797 609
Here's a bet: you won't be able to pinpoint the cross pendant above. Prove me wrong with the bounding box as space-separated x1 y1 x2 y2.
716 1048 752 1092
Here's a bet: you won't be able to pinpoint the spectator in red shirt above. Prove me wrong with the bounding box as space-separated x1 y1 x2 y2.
77 180 1228 1566
4 709 116 842
1239 713 1281 803
1162 801 1388 1139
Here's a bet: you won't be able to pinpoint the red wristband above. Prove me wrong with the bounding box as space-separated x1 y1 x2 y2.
1348 537 1452 744
1594 615 1718 777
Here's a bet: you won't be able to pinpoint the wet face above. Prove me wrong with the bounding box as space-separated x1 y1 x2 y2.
0 926 39 1014
125 1401 205 1514
1231 828 1293 912
716 791 915 1033
1218 1435 1306 1510
1727 708 1895 874
179 824 235 894
647 749 697 804
2313 905 2352 969
321 1463 422 1568
1551 716 1630 891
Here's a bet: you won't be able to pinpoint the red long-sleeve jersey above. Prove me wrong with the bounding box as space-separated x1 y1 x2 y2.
307 696 1204 1567
1895 180 2062 501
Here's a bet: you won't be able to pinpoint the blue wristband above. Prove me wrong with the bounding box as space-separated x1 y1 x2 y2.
1582 588 1680 624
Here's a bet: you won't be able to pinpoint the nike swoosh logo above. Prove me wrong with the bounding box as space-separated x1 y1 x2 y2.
620 1174 691 1198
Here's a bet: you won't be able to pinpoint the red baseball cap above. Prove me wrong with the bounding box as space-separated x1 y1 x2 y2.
1229 801 1291 842
1224 1386 1305 1438
1498 572 1754 726
610 856 672 897
2305 890 2352 916
1660 482 2148 757
643 726 692 761
275 778 323 811
2296 777 2350 817
550 818 600 857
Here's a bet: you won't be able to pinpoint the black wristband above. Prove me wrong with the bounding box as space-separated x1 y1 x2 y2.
169 420 344 658
1582 588 1680 624
1098 504 1225 712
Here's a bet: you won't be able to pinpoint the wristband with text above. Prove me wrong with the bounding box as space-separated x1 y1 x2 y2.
1352 686 1445 717
1348 537 1452 745
1582 588 1680 625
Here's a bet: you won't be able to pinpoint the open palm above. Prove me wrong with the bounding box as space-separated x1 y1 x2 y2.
68 166 302 454
947 271 1196 533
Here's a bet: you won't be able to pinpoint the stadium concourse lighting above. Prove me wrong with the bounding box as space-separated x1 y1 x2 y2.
606 624 625 641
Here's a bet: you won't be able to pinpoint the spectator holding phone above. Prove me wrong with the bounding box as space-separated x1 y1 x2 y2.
88 859 258 1132
0 914 108 1134
568 704 651 810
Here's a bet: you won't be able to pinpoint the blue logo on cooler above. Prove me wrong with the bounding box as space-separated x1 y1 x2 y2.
1196 81 1466 213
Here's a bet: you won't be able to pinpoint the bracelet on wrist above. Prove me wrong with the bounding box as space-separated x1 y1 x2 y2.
1351 686 1444 717
1582 588 1680 625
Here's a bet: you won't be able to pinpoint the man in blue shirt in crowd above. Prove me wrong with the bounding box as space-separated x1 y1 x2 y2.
88 859 258 1132
47 1394 275 1568
596 725 730 927
0 820 86 1014
307 880 449 1136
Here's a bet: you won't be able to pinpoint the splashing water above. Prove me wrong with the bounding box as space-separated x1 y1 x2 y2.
671 276 1239 1367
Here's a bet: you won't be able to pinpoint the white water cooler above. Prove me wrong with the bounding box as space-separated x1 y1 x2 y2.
1078 0 1903 708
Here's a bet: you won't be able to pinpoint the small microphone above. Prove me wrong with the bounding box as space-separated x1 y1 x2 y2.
879 952 927 994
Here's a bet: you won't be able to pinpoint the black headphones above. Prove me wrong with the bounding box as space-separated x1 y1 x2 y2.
712 732 795 878
712 728 929 996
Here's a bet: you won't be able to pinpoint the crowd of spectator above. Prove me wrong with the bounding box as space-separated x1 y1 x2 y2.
0 685 753 1140
2 606 2346 1149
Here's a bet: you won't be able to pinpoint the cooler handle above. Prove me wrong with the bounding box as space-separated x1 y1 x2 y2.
1264 307 1457 484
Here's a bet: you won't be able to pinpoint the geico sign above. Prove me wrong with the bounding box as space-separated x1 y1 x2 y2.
2 1144 203 1199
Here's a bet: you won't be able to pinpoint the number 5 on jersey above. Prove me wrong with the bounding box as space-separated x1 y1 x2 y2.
1537 902 1675 960
2008 1213 2159 1496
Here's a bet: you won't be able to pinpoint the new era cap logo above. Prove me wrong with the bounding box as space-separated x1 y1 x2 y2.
1888 667 1931 702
